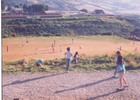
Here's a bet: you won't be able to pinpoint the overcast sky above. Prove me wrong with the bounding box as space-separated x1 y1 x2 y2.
120 0 140 6
115 0 140 14
78 0 140 14
20 0 140 14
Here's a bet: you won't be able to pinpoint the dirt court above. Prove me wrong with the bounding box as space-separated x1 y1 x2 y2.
2 71 140 100
2 36 140 61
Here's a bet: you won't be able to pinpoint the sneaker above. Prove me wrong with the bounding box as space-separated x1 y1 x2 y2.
66 70 69 73
124 85 129 88
112 75 117 78
116 88 124 91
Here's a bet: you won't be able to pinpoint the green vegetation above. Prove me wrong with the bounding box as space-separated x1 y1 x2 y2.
2 54 140 73
2 16 138 38
23 4 48 14
122 15 140 28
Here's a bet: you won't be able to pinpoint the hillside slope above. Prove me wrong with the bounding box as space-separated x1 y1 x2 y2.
2 16 136 37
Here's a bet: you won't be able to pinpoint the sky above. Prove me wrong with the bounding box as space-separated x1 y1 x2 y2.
117 0 140 14
89 0 140 14
120 0 140 7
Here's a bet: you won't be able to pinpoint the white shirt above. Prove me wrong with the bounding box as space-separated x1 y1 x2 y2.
65 51 72 59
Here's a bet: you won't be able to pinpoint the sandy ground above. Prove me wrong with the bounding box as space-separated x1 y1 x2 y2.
2 71 140 100
2 37 140 61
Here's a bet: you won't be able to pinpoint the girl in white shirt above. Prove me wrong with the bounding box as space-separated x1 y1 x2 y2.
65 47 73 72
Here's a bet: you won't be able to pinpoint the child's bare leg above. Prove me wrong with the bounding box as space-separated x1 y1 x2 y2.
123 77 128 86
119 73 125 88
120 78 123 88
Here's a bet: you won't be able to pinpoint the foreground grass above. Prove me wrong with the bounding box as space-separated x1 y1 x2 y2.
2 53 140 73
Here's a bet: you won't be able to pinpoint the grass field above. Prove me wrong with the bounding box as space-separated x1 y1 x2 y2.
2 36 140 62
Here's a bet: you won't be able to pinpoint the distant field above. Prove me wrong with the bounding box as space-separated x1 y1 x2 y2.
2 36 140 61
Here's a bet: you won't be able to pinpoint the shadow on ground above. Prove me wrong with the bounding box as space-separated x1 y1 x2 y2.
55 77 116 93
3 72 66 87
86 90 121 100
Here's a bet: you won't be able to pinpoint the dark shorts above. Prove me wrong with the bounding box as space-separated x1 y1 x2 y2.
36 63 41 67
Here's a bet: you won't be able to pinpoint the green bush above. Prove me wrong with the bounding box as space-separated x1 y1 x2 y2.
124 53 140 69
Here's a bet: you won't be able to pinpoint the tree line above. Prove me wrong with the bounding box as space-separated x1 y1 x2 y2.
23 4 48 14
2 0 48 15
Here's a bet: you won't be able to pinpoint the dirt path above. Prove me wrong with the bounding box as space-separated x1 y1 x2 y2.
2 71 140 100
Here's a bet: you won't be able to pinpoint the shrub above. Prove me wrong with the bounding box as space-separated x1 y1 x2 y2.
2 34 9 38
124 53 140 69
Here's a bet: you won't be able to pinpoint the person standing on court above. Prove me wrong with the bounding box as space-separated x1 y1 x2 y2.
73 52 79 64
6 45 9 52
65 47 73 72
113 51 122 77
114 51 128 91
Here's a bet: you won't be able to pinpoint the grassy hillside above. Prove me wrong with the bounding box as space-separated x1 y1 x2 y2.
1 16 137 37
122 15 140 28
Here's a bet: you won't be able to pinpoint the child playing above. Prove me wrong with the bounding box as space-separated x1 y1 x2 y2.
113 51 122 77
35 59 43 67
52 43 55 53
65 47 73 72
115 51 128 91
73 52 79 64
6 45 9 52
34 47 38 54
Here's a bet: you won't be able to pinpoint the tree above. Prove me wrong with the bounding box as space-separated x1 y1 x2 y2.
23 4 28 12
7 5 12 11
44 5 48 11
20 4 23 7
2 0 5 11
15 5 19 8
80 9 88 13
32 4 44 13
131 29 140 37
27 4 48 14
